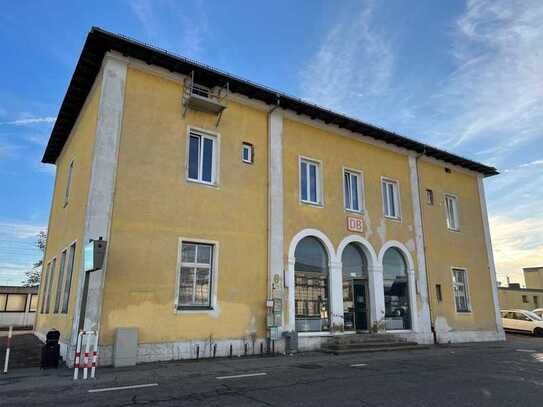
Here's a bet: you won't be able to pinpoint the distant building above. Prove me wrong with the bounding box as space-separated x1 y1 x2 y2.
499 267 543 310
0 286 39 328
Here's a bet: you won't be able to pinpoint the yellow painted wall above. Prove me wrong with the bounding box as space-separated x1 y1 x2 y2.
99 66 269 346
499 289 543 310
524 268 543 289
419 159 497 331
34 77 102 341
282 118 422 324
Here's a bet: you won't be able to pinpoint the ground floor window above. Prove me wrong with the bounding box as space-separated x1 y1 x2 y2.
383 248 411 330
342 243 369 331
452 268 471 313
294 236 329 332
178 242 213 309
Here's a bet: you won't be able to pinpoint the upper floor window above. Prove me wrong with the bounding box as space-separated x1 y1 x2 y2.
445 194 460 231
63 161 74 207
344 169 362 212
382 178 400 219
452 268 471 313
300 158 322 205
425 189 434 205
242 142 253 164
178 242 214 309
187 130 217 185
191 83 210 98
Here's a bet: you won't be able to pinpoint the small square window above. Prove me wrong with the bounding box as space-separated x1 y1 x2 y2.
522 295 528 303
242 143 253 164
426 189 434 205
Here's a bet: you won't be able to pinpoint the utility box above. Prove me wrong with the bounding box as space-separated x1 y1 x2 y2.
113 327 138 367
283 331 298 354
84 239 107 272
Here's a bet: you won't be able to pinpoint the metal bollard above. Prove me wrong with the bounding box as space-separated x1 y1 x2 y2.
229 344 233 358
3 326 12 374
260 342 263 357
213 344 217 358
196 345 199 360
244 343 248 356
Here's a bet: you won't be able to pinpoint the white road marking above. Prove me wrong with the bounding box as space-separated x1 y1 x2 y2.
350 363 368 367
88 383 159 393
516 349 537 353
216 372 267 380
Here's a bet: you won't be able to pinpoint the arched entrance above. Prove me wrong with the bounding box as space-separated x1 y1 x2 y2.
294 236 330 332
341 243 369 331
382 247 411 330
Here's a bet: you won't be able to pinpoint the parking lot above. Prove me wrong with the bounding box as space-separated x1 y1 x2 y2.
1 333 543 406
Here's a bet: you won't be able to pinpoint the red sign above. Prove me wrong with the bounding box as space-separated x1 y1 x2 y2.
347 216 363 233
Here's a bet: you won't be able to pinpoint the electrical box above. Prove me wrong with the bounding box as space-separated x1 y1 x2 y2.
84 239 107 272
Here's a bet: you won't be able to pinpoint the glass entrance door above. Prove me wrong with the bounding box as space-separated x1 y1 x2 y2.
343 279 369 331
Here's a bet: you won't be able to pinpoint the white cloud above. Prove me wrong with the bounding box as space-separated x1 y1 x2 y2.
0 116 56 126
490 215 543 286
300 1 393 116
520 159 543 168
0 222 46 240
0 262 34 285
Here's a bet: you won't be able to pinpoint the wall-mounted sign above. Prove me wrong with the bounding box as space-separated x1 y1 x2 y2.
84 239 107 272
346 216 363 233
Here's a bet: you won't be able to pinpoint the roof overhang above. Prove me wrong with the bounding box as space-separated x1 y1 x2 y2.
42 27 499 177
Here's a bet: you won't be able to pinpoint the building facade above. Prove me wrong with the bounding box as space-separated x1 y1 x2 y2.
35 28 504 366
499 267 543 310
1 286 38 329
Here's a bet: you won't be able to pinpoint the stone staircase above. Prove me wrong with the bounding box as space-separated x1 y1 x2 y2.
321 333 429 355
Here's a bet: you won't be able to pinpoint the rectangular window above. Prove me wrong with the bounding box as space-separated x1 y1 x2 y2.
29 294 38 312
445 194 460 231
522 295 528 303
382 179 400 219
300 158 321 205
5 294 27 312
436 284 443 302
452 268 471 313
187 131 217 184
44 258 56 314
0 294 6 311
534 296 539 307
64 161 74 207
242 143 253 164
61 243 76 313
426 189 434 205
178 242 213 309
53 250 67 313
40 262 51 313
344 170 362 212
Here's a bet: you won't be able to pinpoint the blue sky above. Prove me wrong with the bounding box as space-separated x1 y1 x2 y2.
1 0 542 286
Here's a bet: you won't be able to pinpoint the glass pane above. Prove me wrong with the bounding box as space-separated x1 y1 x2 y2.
182 243 196 263
382 182 389 216
344 173 351 209
383 248 410 329
351 175 359 210
179 267 195 305
388 183 396 217
202 137 214 182
45 259 56 313
54 251 67 313
30 295 38 312
188 135 200 180
196 244 212 264
342 244 367 278
294 237 328 273
62 244 76 313
194 268 210 305
0 294 7 311
300 162 307 201
309 164 317 202
6 294 26 312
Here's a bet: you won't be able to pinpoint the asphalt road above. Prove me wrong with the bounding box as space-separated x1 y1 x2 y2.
2 333 543 406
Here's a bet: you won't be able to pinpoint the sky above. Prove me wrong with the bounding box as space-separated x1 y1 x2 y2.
0 0 542 286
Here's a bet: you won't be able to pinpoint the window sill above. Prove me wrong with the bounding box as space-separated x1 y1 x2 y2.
448 228 461 233
186 178 219 189
384 215 402 222
345 208 363 214
175 306 214 314
455 310 472 315
300 200 323 208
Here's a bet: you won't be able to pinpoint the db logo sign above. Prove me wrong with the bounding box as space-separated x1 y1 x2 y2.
347 216 363 233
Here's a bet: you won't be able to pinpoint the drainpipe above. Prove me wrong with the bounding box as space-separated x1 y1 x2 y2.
415 150 437 343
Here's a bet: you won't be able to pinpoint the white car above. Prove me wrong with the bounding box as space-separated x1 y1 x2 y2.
533 308 543 319
501 309 543 336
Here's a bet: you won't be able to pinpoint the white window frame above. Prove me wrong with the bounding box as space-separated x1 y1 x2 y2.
343 167 364 213
299 156 323 206
185 127 220 186
42 257 56 314
53 249 67 314
445 193 460 231
63 160 74 207
242 142 253 164
451 267 471 313
61 240 77 314
381 177 401 220
174 237 219 314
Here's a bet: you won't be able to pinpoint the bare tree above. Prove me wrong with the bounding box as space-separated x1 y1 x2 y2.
22 231 47 287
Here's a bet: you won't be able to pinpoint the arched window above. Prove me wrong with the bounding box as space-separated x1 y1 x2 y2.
342 243 369 331
383 248 411 330
295 237 329 332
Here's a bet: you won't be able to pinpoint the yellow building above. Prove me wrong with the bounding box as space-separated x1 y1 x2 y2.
35 28 504 366
498 267 543 310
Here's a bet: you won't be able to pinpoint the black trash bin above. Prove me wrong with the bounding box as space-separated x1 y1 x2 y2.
41 329 61 369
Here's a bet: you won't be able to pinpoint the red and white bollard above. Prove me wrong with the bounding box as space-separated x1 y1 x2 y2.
3 326 12 374
73 330 98 380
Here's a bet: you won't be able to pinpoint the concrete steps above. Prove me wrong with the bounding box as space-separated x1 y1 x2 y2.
321 333 429 355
